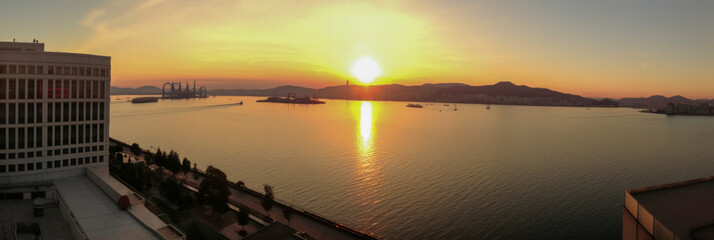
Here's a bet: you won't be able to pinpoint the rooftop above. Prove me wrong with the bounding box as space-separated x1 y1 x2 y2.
0 200 74 240
1 167 185 240
0 41 110 63
625 176 714 240
54 176 158 240
0 41 44 52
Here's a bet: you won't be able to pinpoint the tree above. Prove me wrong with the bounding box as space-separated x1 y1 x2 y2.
130 143 142 156
236 181 246 190
262 184 274 218
199 165 230 216
237 208 250 236
283 206 293 226
167 151 181 174
160 178 182 200
182 158 191 174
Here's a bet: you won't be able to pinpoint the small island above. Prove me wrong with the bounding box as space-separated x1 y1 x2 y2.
257 96 325 104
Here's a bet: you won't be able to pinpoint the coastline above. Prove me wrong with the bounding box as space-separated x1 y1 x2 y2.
109 137 378 240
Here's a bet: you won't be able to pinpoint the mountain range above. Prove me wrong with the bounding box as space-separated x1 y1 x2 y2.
110 82 712 108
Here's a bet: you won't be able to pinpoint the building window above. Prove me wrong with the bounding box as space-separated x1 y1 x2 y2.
36 127 41 147
18 79 25 99
92 80 99 98
9 78 16 99
72 80 77 98
0 128 5 150
63 80 69 99
78 125 84 144
71 125 77 144
36 102 42 123
54 160 60 168
46 161 52 169
36 79 43 99
18 103 25 124
54 79 61 99
79 80 85 98
18 128 25 149
9 164 16 172
47 80 53 99
71 102 77 122
28 103 34 124
85 80 91 98
28 127 34 148
36 162 42 170
63 102 69 122
0 103 5 124
78 102 84 121
28 79 35 99
0 78 6 99
54 126 61 146
62 125 69 145
8 128 15 149
9 103 15 124
99 102 104 120
47 126 53 147
99 124 104 142
99 81 105 99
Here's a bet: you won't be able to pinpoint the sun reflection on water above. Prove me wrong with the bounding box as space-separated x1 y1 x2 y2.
352 101 386 233
359 101 374 157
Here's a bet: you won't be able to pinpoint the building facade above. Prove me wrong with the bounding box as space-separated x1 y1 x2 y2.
0 41 110 184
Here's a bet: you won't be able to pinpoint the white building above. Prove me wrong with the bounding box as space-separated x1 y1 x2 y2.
0 41 110 184
1 41 184 240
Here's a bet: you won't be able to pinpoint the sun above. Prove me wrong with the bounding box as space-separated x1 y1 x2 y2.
351 56 382 84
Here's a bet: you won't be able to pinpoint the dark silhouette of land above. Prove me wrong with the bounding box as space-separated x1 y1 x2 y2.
110 81 714 108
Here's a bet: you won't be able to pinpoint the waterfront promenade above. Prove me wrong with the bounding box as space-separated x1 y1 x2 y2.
182 170 374 240
111 138 377 240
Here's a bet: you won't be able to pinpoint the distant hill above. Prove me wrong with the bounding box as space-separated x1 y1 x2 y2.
110 86 161 95
209 81 619 107
618 95 713 108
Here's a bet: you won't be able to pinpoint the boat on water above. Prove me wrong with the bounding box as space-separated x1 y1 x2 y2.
486 104 491 110
257 96 325 104
131 97 158 104
406 103 424 108
237 101 243 105
443 104 450 106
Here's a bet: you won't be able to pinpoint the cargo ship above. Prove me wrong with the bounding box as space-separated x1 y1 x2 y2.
131 97 159 103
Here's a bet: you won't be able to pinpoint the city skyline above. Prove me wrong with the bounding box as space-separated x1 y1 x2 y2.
2 0 712 99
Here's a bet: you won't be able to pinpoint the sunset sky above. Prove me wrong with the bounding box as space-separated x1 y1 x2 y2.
1 0 712 99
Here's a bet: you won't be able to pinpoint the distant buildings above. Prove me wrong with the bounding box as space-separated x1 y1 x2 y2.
623 176 714 240
664 102 714 115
